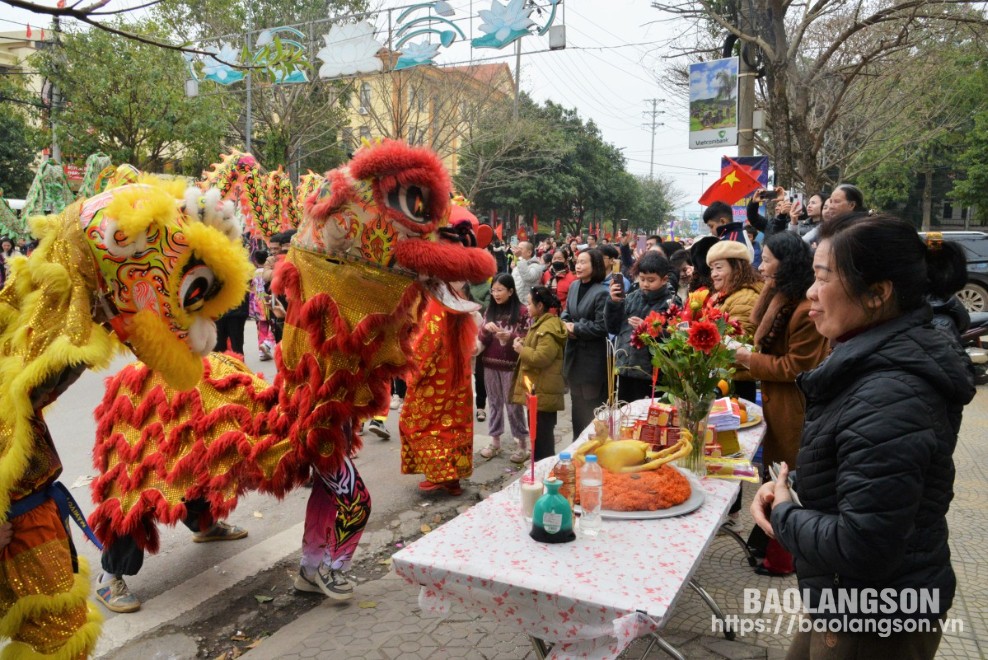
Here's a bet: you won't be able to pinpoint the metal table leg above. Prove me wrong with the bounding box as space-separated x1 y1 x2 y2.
529 636 552 659
646 633 687 660
720 523 758 566
689 578 735 641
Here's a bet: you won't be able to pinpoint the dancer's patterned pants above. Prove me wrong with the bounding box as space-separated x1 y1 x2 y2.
301 457 371 572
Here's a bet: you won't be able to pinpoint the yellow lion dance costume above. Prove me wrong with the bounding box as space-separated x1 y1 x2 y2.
0 181 251 658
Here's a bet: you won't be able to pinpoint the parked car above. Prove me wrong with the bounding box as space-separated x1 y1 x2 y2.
921 231 988 313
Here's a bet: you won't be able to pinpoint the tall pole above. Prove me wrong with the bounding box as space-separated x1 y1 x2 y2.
736 11 756 157
513 40 522 120
245 13 253 153
642 99 664 179
50 16 61 164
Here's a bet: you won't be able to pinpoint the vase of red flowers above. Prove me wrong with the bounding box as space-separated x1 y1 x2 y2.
631 288 741 477
671 394 716 476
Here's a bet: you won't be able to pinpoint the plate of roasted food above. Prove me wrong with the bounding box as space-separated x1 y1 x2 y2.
573 421 705 519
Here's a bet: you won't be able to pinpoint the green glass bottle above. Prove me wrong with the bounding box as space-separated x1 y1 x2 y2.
529 477 576 544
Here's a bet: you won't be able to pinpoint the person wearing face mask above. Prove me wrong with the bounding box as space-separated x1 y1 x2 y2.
732 232 829 576
542 251 577 311
751 214 973 659
604 251 681 403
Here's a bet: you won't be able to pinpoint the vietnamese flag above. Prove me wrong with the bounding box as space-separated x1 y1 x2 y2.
494 223 503 241
698 157 761 206
26 24 32 38
532 213 539 234
518 227 528 241
555 218 561 234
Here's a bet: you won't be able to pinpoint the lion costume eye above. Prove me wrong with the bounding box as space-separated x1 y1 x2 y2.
386 185 430 223
179 260 220 313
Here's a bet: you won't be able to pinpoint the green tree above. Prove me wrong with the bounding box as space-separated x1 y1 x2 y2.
154 0 367 178
627 176 678 232
652 0 988 192
853 44 988 226
34 20 235 174
457 97 674 237
0 78 42 198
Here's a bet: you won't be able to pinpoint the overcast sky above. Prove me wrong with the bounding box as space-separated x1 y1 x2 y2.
0 0 725 212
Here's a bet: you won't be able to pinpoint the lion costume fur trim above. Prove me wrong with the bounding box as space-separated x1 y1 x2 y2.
0 207 121 523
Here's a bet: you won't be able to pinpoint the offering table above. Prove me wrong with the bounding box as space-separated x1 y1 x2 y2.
393 398 766 659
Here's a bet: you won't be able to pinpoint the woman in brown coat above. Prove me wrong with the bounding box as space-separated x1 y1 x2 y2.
734 231 829 574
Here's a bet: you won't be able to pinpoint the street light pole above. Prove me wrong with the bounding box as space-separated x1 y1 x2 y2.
513 39 521 120
245 13 253 153
50 15 61 164
699 172 707 195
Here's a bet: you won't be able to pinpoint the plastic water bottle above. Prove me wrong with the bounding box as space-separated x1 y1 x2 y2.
579 455 603 538
549 452 576 509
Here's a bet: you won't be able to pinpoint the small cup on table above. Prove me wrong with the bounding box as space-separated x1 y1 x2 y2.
520 475 543 523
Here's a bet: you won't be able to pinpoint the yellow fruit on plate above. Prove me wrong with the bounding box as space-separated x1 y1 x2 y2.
717 379 730 396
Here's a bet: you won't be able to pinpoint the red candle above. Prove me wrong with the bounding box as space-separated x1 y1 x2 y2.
524 376 537 480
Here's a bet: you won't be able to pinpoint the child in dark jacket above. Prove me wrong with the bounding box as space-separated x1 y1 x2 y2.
604 251 681 403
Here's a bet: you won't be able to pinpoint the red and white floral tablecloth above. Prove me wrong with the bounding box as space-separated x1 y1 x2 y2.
392 399 765 659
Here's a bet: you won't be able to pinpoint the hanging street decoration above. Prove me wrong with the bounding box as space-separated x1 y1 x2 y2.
183 0 566 90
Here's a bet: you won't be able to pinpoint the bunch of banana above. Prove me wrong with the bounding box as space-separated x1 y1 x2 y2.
573 423 694 474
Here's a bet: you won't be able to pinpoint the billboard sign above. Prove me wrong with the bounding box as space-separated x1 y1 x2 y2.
689 57 739 150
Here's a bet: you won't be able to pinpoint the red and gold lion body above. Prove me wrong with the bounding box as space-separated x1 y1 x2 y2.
90 140 495 552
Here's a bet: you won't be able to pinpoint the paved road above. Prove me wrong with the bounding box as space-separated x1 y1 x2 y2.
43 321 987 658
44 321 491 657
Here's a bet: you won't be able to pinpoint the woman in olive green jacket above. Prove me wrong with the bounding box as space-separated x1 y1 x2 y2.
511 286 567 462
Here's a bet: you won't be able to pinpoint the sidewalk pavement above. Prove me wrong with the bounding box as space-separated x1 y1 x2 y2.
243 390 988 660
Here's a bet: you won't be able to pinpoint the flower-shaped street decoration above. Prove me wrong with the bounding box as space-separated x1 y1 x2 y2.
202 42 244 85
395 41 441 71
472 0 535 49
316 21 385 79
251 26 309 84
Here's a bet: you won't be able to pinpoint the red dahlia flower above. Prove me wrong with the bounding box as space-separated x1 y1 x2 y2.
687 320 721 353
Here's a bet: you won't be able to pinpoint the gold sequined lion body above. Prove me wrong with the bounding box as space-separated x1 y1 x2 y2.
0 180 252 658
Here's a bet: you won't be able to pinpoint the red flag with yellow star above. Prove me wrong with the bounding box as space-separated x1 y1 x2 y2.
698 157 761 206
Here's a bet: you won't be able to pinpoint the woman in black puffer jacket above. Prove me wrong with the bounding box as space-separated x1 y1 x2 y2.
751 214 975 660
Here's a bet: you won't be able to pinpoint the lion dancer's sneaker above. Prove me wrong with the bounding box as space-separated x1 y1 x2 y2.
96 571 141 613
294 457 369 601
